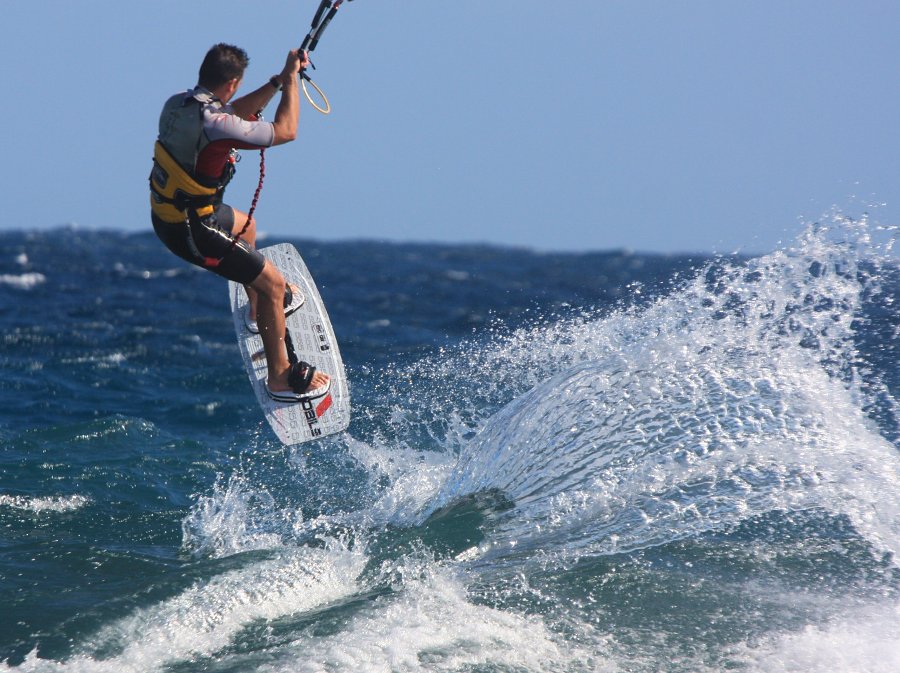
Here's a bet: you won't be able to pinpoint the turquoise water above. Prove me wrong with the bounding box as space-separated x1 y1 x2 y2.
1 218 898 671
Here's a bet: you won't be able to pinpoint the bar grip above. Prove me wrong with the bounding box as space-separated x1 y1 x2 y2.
311 0 332 29
309 6 339 52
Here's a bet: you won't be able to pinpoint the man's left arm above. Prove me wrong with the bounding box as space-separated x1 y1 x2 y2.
230 79 281 120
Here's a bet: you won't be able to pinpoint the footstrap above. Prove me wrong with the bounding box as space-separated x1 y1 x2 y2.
288 361 316 393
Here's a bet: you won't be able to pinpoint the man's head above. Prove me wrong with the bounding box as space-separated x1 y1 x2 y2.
198 43 249 97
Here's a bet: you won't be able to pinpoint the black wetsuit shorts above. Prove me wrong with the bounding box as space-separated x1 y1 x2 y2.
151 204 266 285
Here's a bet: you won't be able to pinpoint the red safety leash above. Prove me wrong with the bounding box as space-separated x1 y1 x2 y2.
227 148 265 254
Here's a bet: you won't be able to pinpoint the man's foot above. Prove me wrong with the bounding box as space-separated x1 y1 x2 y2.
245 284 306 334
283 284 305 318
266 361 331 403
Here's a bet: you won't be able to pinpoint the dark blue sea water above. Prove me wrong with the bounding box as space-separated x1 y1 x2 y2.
1 218 898 672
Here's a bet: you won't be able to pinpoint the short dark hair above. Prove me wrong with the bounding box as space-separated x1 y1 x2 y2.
198 43 249 89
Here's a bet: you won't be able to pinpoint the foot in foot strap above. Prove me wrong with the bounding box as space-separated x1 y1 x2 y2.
283 284 305 318
266 361 331 403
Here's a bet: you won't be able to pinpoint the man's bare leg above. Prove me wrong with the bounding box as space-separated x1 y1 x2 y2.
250 261 329 392
233 210 328 393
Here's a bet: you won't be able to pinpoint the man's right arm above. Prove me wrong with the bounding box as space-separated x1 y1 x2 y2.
271 50 305 146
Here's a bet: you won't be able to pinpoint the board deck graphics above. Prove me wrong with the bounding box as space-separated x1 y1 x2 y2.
229 243 350 445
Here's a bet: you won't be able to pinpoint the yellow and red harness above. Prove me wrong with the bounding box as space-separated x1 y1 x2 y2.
148 141 220 224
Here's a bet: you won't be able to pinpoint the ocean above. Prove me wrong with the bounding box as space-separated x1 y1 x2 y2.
1 217 898 672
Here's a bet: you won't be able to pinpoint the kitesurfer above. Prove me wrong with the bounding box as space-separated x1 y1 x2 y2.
149 43 329 402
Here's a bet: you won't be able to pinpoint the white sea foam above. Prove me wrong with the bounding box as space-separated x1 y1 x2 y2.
0 493 90 514
341 434 456 527
181 474 288 557
0 272 46 290
9 543 366 673
256 562 608 673
733 599 900 673
60 352 127 368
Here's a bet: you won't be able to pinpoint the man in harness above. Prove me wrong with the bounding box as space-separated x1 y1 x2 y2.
150 43 329 403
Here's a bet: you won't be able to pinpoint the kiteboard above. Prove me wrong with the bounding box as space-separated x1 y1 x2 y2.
228 242 350 445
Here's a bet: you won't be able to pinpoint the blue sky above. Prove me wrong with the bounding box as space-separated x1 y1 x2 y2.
1 1 897 254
